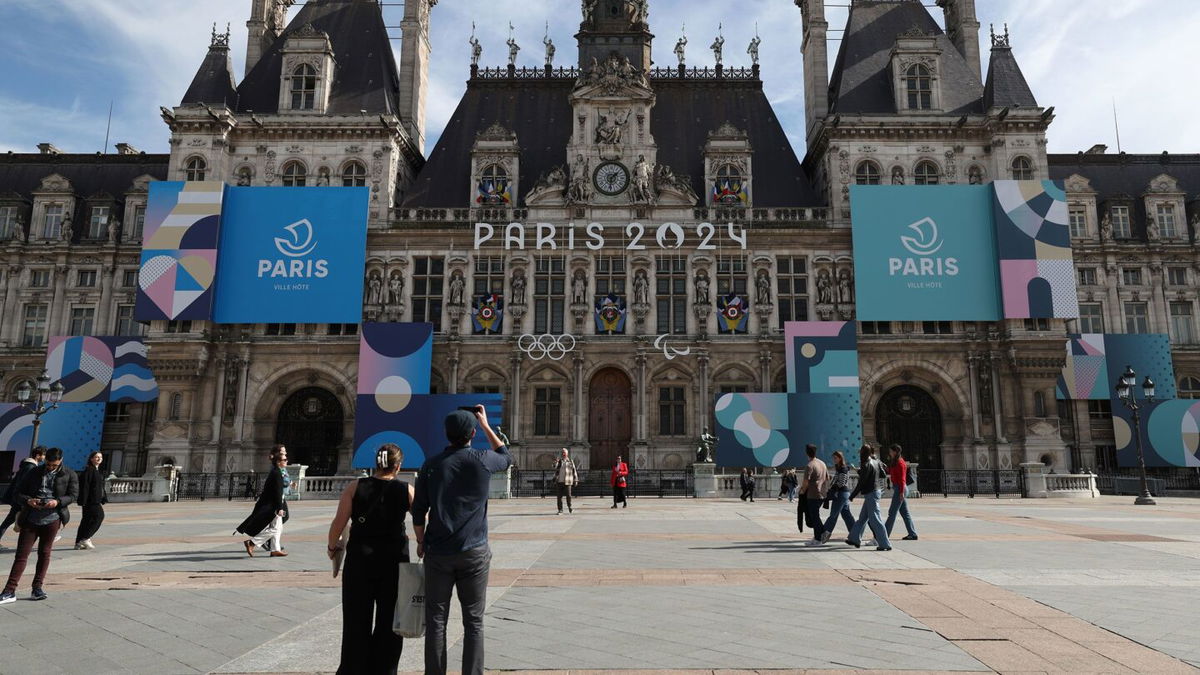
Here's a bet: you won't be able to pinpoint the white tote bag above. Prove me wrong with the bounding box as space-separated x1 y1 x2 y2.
393 561 426 638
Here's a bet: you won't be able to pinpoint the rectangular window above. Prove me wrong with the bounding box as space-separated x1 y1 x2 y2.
861 321 892 335
594 255 626 304
87 206 109 239
533 256 566 334
114 305 144 336
1111 206 1131 239
43 204 64 239
922 321 953 335
1168 267 1189 287
533 387 561 436
1078 267 1097 286
128 205 146 240
105 402 131 424
658 387 686 436
165 320 192 334
1124 302 1149 334
1170 301 1195 344
472 256 505 298
1087 400 1112 421
715 255 748 297
1023 318 1050 331
1068 205 1088 238
1095 444 1118 472
69 306 95 336
30 269 50 288
411 256 445 332
776 256 809 326
122 269 139 288
326 323 358 336
0 206 17 239
472 385 502 394
265 323 297 336
76 269 97 287
1121 268 1142 286
1156 203 1177 238
1078 303 1104 334
655 256 687 335
22 304 48 347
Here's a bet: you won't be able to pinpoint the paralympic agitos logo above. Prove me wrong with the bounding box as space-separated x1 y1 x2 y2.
888 217 959 277
258 219 330 278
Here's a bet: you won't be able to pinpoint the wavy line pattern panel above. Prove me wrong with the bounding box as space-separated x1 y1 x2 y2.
135 180 224 321
45 337 159 403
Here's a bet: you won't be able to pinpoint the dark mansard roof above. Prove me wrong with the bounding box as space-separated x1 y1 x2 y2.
231 0 401 115
181 42 239 108
1049 153 1200 240
983 45 1037 109
401 75 820 208
0 153 168 200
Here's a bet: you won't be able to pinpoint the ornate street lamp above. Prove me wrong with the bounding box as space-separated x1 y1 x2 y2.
1114 365 1156 506
16 369 64 452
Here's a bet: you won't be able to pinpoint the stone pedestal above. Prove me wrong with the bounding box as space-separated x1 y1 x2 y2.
693 463 719 498
285 464 308 499
153 464 180 502
489 466 512 499
907 462 921 498
1020 462 1047 498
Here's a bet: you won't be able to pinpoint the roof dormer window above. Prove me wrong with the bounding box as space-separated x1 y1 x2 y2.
904 64 933 110
290 65 317 110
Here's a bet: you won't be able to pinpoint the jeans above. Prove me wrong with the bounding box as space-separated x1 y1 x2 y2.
847 489 891 549
4 519 61 593
885 484 917 537
0 504 19 540
76 504 105 543
804 496 826 540
556 483 573 512
424 545 491 675
338 546 408 675
822 489 855 535
787 486 798 502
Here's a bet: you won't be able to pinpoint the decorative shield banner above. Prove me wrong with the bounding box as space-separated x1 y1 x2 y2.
472 294 504 334
716 294 749 334
594 294 627 334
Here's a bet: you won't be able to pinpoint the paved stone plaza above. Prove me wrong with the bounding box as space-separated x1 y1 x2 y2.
1 495 1198 674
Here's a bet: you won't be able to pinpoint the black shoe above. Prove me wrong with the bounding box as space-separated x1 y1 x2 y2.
903 534 918 541
0 591 14 605
844 539 861 548
568 507 572 514
611 505 617 509
622 502 627 508
876 546 893 551
30 588 47 601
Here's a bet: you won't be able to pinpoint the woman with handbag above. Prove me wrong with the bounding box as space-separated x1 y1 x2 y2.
235 445 290 557
74 451 108 550
819 451 856 543
327 443 414 675
610 455 629 508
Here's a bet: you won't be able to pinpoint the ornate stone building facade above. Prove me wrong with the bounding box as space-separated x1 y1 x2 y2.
1 0 1197 478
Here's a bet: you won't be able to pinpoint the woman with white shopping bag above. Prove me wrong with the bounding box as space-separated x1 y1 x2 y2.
327 443 415 674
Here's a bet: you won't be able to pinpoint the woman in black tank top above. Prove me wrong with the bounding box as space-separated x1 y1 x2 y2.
327 443 414 675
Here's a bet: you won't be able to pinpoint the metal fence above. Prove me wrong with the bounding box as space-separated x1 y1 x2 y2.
1095 468 1200 494
917 469 1025 498
512 469 694 498
174 473 263 501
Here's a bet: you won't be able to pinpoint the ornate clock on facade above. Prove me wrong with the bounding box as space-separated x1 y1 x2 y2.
593 161 630 195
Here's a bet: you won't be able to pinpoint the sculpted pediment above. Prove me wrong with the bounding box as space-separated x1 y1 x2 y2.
36 173 73 193
1146 173 1182 194
1063 173 1093 194
127 174 157 194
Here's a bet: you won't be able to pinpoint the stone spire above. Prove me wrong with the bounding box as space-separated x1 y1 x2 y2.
577 0 653 72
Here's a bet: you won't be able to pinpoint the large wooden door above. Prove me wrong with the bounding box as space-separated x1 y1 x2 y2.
875 385 944 471
275 386 344 476
589 368 632 470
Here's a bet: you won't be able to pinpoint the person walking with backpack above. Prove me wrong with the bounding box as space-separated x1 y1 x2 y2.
0 447 45 549
1 447 78 603
553 448 578 514
327 443 414 675
844 444 891 552
610 455 629 508
884 444 918 541
819 451 856 543
74 451 108 550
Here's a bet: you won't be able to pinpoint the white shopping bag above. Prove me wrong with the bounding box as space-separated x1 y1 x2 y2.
393 561 425 638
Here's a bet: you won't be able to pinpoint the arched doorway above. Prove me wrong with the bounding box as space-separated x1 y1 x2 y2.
589 368 632 471
275 386 344 476
875 385 944 473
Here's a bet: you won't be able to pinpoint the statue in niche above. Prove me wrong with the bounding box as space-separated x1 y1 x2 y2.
837 269 854 304
1100 213 1113 240
568 154 591 203
891 167 905 185
627 0 648 24
816 269 833 304
674 35 687 66
633 269 649 305
694 272 710 305
449 270 465 306
571 270 587 304
107 218 120 243
747 35 761 65
511 269 527 305
316 168 330 186
755 270 771 305
595 110 630 146
366 271 383 305
60 214 73 242
631 155 653 203
387 271 404 306
1147 216 1160 240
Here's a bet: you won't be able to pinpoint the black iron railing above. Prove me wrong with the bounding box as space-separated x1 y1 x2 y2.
1095 468 1200 493
173 472 264 501
512 469 693 498
917 469 1025 498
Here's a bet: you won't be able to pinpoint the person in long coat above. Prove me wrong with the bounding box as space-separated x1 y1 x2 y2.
74 451 108 550
610 455 629 508
236 445 290 557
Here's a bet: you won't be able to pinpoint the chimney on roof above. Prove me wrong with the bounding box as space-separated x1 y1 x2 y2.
37 143 62 155
1085 144 1108 155
246 0 294 77
398 0 435 154
114 143 140 155
797 0 830 151
937 0 982 81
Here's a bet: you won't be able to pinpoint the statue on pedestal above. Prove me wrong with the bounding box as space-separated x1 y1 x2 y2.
696 427 716 463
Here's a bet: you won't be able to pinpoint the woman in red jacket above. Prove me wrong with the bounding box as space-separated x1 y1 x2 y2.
610 456 629 509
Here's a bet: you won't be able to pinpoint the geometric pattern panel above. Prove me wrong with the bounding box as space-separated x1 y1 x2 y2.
353 394 503 470
1113 398 1200 468
0 402 105 472
45 336 159 403
784 321 860 394
993 180 1079 319
1056 333 1176 401
135 181 224 321
356 323 432 398
714 392 863 468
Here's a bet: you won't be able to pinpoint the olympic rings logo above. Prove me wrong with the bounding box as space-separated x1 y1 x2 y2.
517 333 577 361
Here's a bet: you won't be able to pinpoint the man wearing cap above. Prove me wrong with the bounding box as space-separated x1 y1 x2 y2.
412 405 511 675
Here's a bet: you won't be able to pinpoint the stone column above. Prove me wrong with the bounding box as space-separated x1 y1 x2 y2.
1149 265 1169 334
572 352 585 442
211 356 227 444
2 266 20 344
234 352 251 443
634 351 648 442
1104 265 1123 331
697 351 710 435
508 353 522 441
448 343 460 394
966 352 983 442
47 265 68 336
95 264 115 334
989 352 1007 444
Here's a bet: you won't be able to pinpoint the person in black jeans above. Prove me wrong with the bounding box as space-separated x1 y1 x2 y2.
413 405 511 675
328 443 413 675
0 446 44 548
75 451 108 550
1 447 78 603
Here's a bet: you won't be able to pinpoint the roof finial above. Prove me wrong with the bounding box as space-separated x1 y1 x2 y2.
210 22 231 48
990 22 1010 49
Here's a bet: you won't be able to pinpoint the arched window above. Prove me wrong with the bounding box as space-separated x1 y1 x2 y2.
854 160 882 185
342 161 367 187
168 393 183 420
1180 376 1200 399
914 160 940 185
1033 391 1047 418
236 166 253 186
475 164 510 204
968 165 984 185
281 161 307 187
1011 156 1034 180
713 164 748 205
184 157 207 182
290 64 317 110
904 64 933 110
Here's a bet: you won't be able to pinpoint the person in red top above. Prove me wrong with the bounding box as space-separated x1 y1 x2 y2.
610 456 629 509
884 444 918 541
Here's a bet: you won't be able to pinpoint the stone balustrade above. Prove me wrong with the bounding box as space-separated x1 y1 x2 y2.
1022 462 1098 498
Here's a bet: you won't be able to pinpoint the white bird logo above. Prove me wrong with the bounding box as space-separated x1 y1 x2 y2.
654 334 691 360
274 219 317 258
900 217 943 256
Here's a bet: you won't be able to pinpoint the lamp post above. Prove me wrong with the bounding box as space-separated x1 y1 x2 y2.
1114 365 1156 506
16 369 64 452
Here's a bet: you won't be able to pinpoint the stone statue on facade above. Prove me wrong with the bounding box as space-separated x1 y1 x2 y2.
507 35 520 66
696 427 716 463
60 215 73 242
695 272 711 305
107 218 120 243
366 271 383 305
755 269 771 305
511 269 527 305
595 109 631 145
891 167 905 185
633 269 649 306
571 270 587 304
469 34 482 66
747 35 761 65
1100 213 1113 240
582 0 597 27
631 155 653 203
837 268 854 304
674 35 687 66
654 164 699 203
526 166 567 203
568 154 591 203
387 271 404 306
816 269 833 304
1147 216 1160 241
710 26 724 65
449 270 465 306
627 0 648 24
543 35 556 68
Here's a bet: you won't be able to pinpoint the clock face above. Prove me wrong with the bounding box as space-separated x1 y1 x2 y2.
593 161 630 196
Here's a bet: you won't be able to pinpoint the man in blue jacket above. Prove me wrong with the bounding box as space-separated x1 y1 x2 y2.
0 446 46 549
412 405 510 675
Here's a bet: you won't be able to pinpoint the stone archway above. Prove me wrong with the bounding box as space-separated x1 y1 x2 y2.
874 385 944 473
275 386 344 476
589 367 632 470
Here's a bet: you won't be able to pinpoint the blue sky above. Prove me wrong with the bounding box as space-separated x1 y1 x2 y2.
2 0 1198 157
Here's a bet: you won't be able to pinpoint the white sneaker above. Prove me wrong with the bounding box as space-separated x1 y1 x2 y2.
83 540 95 550
865 539 876 547
54 535 62 543
804 539 823 546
